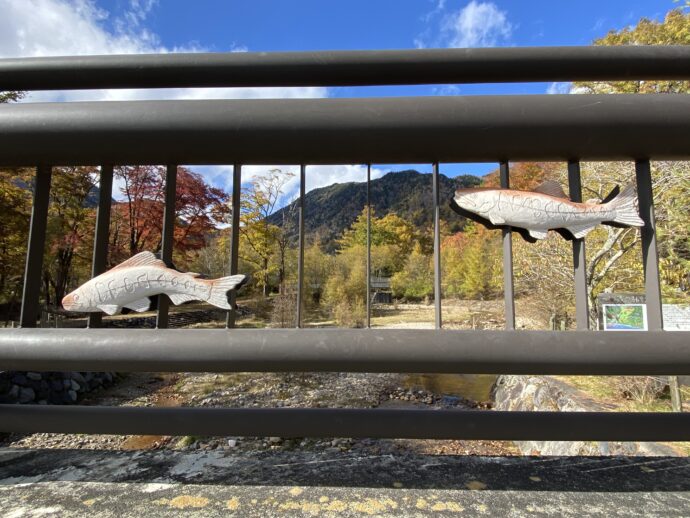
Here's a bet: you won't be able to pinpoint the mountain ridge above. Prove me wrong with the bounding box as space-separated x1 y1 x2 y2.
268 170 483 249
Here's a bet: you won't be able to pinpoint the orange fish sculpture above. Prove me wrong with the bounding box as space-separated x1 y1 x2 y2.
62 251 247 315
451 180 644 241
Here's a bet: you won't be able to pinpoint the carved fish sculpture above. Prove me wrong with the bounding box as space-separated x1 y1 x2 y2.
62 251 247 315
452 180 644 240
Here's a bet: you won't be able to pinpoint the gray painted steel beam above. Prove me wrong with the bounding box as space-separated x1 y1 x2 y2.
87 165 113 329
567 161 590 330
635 160 663 331
155 164 177 329
2 46 690 90
432 163 442 329
2 95 690 166
19 166 52 328
226 165 242 328
2 406 689 441
635 160 683 412
296 165 305 328
1 329 688 374
366 164 371 329
499 162 516 330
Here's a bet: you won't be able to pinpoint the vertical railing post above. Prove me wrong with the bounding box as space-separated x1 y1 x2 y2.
635 160 663 329
88 165 114 329
568 160 590 330
226 164 242 328
20 165 52 328
500 161 516 330
296 164 305 328
635 159 682 412
432 163 442 329
156 164 177 329
366 164 372 328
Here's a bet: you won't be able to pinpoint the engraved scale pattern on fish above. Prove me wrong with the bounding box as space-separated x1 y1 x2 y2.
452 181 643 240
62 252 245 315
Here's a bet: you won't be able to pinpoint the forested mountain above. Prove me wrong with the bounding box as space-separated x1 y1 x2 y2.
267 170 482 249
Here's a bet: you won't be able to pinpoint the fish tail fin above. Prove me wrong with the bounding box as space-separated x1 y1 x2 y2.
604 183 644 227
204 275 247 310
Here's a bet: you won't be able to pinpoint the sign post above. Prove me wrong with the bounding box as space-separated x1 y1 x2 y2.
599 293 683 412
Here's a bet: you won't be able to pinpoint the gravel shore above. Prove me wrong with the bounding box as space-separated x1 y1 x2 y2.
1 370 517 456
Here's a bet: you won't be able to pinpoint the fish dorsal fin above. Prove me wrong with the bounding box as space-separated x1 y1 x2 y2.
533 180 569 199
111 251 166 270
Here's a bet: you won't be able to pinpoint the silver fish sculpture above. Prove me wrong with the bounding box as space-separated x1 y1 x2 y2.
62 251 247 315
452 180 644 240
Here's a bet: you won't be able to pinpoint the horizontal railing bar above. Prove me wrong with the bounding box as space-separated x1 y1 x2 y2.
2 46 690 91
1 329 688 374
2 94 690 165
2 406 689 441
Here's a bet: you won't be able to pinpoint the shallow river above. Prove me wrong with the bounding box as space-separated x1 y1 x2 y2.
403 373 498 403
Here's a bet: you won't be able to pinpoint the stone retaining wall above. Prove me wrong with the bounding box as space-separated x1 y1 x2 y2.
492 375 679 456
0 371 119 405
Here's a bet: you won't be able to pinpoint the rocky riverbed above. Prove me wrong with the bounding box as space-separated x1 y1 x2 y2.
0 370 119 405
0 370 516 456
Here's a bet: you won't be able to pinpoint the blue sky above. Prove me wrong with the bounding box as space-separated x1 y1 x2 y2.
0 0 681 200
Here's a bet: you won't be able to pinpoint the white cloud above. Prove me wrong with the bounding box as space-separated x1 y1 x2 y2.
413 37 427 50
591 17 606 33
0 0 327 102
26 85 328 103
185 164 388 210
0 0 147 57
442 1 512 48
118 0 158 30
421 0 447 23
432 84 460 96
546 82 572 95
414 1 513 51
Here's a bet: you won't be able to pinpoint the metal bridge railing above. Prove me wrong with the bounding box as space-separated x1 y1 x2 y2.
0 46 689 440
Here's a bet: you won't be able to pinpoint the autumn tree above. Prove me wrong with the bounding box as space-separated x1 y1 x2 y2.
42 167 99 307
192 233 231 279
391 243 433 300
442 223 502 300
651 161 690 300
238 169 295 297
110 165 163 263
303 239 331 306
320 207 435 324
568 9 690 317
574 9 690 95
507 159 690 326
110 166 229 267
339 208 422 276
0 92 31 313
0 91 24 103
322 244 367 327
274 201 299 293
172 168 229 260
0 168 32 308
505 162 645 325
473 10 690 326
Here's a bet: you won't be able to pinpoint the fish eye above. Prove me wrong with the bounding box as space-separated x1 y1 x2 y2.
73 294 79 301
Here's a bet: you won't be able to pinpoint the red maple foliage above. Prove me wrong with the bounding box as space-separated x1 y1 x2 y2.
108 166 228 267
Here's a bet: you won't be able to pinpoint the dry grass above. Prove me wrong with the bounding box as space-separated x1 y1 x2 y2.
556 375 690 456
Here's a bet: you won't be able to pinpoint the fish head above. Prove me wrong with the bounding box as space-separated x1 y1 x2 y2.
453 188 494 216
62 282 98 312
